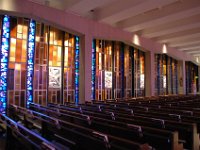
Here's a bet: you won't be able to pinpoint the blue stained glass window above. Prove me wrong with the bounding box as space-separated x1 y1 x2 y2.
75 36 79 104
26 19 36 107
91 40 96 100
0 15 10 114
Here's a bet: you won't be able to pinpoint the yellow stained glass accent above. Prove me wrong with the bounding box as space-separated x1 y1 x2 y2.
17 33 23 39
65 40 69 46
49 61 52 66
17 25 23 33
65 47 68 67
23 26 28 39
53 50 57 56
99 53 102 70
54 40 58 45
10 57 15 62
36 36 40 42
49 31 54 44
15 64 21 70
10 38 16 60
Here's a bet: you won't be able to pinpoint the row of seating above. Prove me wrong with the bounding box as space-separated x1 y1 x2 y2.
1 94 199 150
28 103 181 150
87 95 200 133
96 96 200 145
47 101 199 150
82 95 200 150
0 113 60 150
7 105 150 150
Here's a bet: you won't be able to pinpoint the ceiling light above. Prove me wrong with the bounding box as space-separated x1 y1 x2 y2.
162 44 167 54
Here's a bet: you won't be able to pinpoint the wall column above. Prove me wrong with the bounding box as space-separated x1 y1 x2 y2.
145 51 155 97
79 34 92 103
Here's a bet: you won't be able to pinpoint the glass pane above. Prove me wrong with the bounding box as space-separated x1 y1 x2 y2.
63 34 76 103
48 27 63 104
8 17 28 107
34 23 48 106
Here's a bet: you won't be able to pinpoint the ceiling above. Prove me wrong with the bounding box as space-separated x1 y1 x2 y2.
29 0 200 62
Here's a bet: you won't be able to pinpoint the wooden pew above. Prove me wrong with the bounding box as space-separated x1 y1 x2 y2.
90 100 200 134
49 102 198 150
0 114 62 150
85 102 200 150
8 105 150 150
29 103 183 150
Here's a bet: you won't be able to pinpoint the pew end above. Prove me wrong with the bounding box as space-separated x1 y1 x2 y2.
172 131 183 150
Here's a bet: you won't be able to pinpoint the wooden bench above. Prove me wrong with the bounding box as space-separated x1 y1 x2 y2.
8 105 150 150
28 103 183 150
0 114 62 150
48 103 198 150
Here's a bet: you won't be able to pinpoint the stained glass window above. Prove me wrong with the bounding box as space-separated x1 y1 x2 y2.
0 15 10 114
8 17 28 107
26 19 36 107
75 36 79 104
91 39 96 100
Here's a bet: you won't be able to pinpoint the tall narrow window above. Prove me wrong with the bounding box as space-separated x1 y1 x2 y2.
8 17 28 107
91 39 96 100
26 19 36 107
114 42 123 98
34 23 49 106
185 62 198 94
134 50 145 97
95 40 113 100
0 15 10 113
124 45 132 98
75 36 79 104
155 54 178 96
63 34 76 103
48 27 63 104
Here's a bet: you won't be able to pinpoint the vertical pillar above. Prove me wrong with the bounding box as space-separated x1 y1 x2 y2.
145 51 155 97
26 19 36 107
79 34 92 103
0 15 10 114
